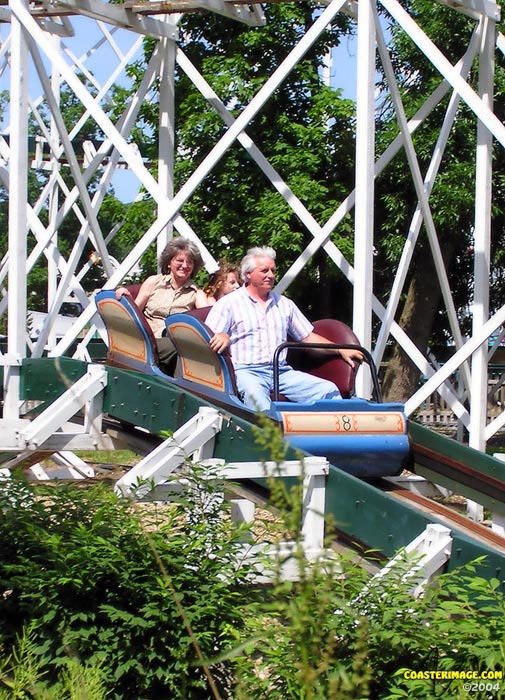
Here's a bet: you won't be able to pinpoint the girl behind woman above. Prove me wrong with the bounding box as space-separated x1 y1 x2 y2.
204 261 241 305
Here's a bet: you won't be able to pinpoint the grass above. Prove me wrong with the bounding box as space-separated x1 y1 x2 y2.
73 450 138 466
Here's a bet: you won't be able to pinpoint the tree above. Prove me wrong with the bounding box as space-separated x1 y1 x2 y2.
374 0 505 402
115 4 357 318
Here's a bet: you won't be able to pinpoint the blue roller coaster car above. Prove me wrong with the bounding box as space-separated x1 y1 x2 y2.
95 289 411 479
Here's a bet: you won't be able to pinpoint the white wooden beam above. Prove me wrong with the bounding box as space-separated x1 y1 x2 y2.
4 0 29 417
371 523 453 597
52 0 180 39
115 407 223 497
19 365 108 450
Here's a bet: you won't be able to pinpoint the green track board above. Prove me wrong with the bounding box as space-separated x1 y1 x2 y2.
325 466 505 586
18 358 505 587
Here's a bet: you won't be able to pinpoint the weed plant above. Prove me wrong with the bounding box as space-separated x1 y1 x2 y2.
1 443 505 699
0 624 109 699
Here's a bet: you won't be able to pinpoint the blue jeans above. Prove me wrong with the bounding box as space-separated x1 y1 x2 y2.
234 363 341 412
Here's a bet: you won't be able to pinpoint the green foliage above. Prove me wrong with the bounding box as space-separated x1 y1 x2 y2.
114 3 357 319
231 549 505 700
0 625 109 700
1 445 505 700
0 476 254 700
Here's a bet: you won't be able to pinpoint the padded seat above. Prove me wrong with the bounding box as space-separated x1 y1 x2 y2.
175 312 362 400
186 306 213 323
95 287 364 402
165 313 238 396
94 289 166 377
95 287 213 379
287 319 360 398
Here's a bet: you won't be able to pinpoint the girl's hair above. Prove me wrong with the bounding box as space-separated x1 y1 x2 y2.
159 237 204 276
204 260 240 299
240 246 276 282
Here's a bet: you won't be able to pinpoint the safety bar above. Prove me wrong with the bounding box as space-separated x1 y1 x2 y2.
271 342 382 403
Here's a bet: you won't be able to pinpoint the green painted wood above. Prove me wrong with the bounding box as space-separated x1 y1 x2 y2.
102 366 300 465
21 358 89 401
17 358 505 586
19 359 298 465
410 421 505 480
324 465 505 587
410 421 505 515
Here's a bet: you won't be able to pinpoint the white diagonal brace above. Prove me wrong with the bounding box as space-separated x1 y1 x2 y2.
47 451 96 477
375 11 469 382
115 406 223 497
381 0 505 147
405 304 505 417
19 365 108 449
372 523 453 597
374 28 480 365
28 37 113 278
177 49 337 245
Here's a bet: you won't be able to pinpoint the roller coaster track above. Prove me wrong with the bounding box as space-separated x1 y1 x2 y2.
94 416 505 595
7 357 505 587
105 416 505 560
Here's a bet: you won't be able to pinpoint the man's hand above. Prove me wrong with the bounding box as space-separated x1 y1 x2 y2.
302 331 364 367
209 332 230 354
339 347 364 368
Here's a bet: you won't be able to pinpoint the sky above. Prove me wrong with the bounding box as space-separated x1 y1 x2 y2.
65 15 359 204
1 13 359 204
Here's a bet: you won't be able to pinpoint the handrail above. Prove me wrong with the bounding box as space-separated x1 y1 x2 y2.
271 342 382 403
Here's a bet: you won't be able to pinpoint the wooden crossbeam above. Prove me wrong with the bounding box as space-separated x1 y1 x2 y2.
0 0 268 21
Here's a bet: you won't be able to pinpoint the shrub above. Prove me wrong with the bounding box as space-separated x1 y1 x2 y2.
231 547 505 700
0 625 109 700
0 470 255 700
1 461 505 700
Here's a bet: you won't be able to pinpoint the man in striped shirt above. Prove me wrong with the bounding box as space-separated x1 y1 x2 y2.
207 246 363 412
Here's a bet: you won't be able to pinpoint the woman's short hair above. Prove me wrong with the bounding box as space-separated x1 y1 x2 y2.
240 246 276 282
204 260 240 298
159 237 204 276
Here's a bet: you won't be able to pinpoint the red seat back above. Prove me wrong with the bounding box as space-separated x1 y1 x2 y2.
288 319 360 398
125 283 143 301
186 306 212 323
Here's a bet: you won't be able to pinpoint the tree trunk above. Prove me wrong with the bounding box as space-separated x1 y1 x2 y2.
381 242 456 403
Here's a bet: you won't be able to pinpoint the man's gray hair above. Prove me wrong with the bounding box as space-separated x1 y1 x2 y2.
241 246 276 282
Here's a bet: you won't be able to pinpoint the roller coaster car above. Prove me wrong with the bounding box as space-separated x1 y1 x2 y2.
94 289 411 478
94 286 166 378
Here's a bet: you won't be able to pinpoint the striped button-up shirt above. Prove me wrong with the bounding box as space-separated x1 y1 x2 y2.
206 285 313 365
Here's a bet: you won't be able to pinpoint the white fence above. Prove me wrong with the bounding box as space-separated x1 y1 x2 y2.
415 369 505 431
